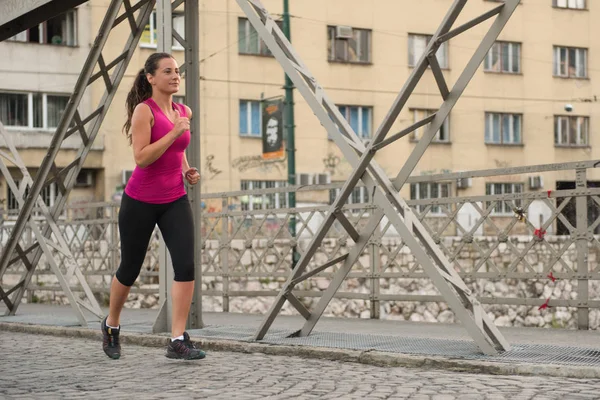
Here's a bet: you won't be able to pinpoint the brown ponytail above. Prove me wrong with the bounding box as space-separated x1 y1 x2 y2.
123 52 174 144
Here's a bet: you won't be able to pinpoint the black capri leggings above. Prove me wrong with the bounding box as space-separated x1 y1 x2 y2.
116 192 195 286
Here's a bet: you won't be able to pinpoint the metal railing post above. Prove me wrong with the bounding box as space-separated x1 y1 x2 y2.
110 204 119 273
221 196 230 312
575 167 589 330
369 221 381 319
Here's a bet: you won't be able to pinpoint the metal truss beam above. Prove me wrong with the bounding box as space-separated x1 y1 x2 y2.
237 0 520 355
183 0 203 331
0 124 102 325
152 0 203 334
0 0 156 321
0 0 90 42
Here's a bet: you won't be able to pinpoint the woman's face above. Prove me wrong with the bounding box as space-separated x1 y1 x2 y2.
148 57 180 95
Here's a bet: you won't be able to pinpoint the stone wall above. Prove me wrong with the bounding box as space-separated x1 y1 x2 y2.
12 235 600 330
196 274 600 330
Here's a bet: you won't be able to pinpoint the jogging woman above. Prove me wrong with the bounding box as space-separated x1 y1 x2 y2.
101 52 204 360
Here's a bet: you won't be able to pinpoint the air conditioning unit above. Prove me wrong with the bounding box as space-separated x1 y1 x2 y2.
335 25 353 39
456 177 472 189
315 173 331 185
122 169 134 185
529 175 544 190
297 173 314 186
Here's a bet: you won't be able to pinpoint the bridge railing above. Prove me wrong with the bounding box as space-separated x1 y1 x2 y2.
1 160 598 328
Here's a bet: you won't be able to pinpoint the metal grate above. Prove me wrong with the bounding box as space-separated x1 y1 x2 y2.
191 325 600 368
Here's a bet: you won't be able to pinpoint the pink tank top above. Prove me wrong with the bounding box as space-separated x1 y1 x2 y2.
124 98 190 204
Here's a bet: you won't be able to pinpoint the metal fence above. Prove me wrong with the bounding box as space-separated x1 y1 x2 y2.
1 161 599 328
1 202 159 299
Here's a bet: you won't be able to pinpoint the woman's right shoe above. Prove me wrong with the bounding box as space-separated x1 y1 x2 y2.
166 332 206 360
101 317 121 359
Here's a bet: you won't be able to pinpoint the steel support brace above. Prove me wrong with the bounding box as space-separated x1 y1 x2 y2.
0 0 156 320
0 124 102 325
152 0 202 334
237 0 520 355
153 0 175 335
0 0 90 42
181 0 203 330
575 168 589 329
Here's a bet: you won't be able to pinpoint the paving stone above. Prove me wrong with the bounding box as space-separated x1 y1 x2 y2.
1 331 600 399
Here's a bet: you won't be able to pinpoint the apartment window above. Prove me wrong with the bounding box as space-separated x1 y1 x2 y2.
9 10 77 46
47 95 69 128
553 46 587 78
0 93 27 127
327 26 371 64
7 180 57 211
554 115 589 147
410 182 451 214
337 106 372 139
408 34 448 68
329 185 370 206
411 109 450 142
0 92 70 130
485 42 521 73
240 180 287 211
485 113 522 145
238 18 282 56
553 0 586 9
239 100 261 137
75 169 96 188
140 11 185 49
486 183 523 215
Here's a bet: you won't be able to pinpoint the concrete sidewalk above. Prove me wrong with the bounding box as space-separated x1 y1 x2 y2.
1 303 599 378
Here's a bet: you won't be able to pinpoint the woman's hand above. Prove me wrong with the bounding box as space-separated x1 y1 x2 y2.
172 109 190 138
184 167 200 185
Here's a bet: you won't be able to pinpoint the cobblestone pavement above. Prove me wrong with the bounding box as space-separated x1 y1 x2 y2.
2 332 600 400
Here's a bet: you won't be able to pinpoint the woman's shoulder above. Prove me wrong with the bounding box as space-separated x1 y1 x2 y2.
132 101 154 123
175 102 192 118
134 101 153 114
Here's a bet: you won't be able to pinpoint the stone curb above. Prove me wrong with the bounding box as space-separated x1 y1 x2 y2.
2 321 599 379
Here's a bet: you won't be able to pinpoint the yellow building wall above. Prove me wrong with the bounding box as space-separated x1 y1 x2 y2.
2 0 598 206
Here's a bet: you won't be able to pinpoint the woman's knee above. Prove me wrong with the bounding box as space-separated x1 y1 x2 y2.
173 263 195 282
115 265 141 287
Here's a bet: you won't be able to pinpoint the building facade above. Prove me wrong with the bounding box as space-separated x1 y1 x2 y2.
0 3 102 213
0 0 597 228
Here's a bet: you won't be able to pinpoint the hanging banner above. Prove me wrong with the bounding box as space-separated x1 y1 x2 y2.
262 98 285 160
